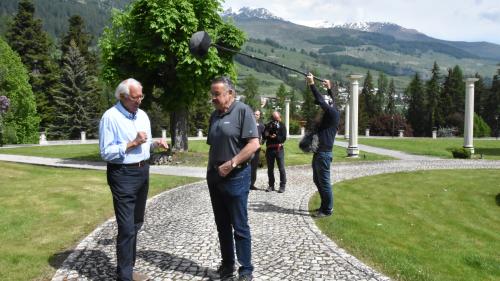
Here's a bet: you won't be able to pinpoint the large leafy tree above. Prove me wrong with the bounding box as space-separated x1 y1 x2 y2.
51 40 99 140
0 37 39 144
6 0 59 131
406 73 427 136
100 0 245 150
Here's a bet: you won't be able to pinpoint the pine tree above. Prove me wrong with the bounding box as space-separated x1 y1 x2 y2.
406 73 427 136
484 68 500 136
60 15 97 75
51 40 98 139
241 75 260 110
438 68 455 126
450 65 465 114
473 73 487 119
386 79 396 115
359 71 374 131
425 62 441 130
275 83 288 113
375 71 388 116
6 0 59 131
301 87 317 132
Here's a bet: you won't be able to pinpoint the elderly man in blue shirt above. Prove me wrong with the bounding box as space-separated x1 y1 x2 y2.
99 78 168 281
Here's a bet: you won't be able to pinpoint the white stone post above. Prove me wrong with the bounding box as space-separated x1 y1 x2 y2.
285 98 290 137
197 128 203 138
365 128 370 137
432 129 437 139
161 129 167 139
344 103 350 139
300 127 305 136
39 132 48 145
347 74 363 157
398 129 404 138
464 78 479 153
80 131 86 143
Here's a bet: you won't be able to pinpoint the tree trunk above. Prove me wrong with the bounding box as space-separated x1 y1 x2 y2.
170 108 189 151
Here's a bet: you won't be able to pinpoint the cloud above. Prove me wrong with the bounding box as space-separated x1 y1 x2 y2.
480 11 500 22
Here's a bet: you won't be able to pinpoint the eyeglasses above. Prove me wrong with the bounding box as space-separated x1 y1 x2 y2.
128 95 145 102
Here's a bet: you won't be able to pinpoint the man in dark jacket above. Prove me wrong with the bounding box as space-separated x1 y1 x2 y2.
306 73 340 217
263 111 287 193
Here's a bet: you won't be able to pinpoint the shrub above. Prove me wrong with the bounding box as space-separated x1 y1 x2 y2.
450 147 471 159
368 114 413 137
473 113 491 138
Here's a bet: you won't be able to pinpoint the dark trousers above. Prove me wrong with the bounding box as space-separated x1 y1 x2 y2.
312 151 333 214
107 163 149 281
250 148 261 187
266 148 286 189
207 165 253 276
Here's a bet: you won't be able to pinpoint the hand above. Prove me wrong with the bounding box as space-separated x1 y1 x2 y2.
134 131 148 146
271 133 277 138
155 138 169 150
306 73 314 85
322 80 332 90
218 159 233 177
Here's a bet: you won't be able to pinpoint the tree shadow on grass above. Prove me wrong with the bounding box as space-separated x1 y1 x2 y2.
475 148 500 157
496 193 500 207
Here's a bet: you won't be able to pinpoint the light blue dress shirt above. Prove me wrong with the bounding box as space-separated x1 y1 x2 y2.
99 101 153 164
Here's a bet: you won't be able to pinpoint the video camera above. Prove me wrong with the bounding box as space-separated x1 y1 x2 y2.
265 120 280 137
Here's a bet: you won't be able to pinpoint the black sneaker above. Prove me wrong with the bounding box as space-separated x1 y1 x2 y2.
216 265 236 280
277 188 285 193
313 211 332 218
265 187 274 192
238 274 253 281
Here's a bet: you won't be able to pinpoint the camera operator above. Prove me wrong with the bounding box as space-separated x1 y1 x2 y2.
263 111 287 193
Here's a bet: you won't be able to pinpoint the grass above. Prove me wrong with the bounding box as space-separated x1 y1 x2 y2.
310 169 500 281
0 162 199 281
358 137 500 160
0 139 394 167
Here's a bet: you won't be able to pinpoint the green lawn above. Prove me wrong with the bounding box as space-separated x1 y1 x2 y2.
358 138 500 159
0 139 394 167
0 162 199 281
311 169 500 281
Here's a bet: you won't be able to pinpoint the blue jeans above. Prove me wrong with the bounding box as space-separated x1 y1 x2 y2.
312 151 333 214
107 163 149 281
207 165 253 276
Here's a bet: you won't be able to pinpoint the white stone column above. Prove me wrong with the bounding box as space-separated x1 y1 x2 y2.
162 129 167 139
300 127 305 136
347 74 363 157
464 78 479 153
80 131 86 143
285 99 290 137
197 129 203 138
365 128 370 137
398 129 404 138
344 103 350 139
432 129 437 139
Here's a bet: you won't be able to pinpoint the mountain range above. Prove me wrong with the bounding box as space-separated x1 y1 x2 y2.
1 2 499 90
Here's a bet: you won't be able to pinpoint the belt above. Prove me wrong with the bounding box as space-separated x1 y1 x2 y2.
212 161 249 170
107 160 147 168
266 143 283 150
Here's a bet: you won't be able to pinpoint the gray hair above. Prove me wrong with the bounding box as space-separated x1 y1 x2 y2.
114 78 142 100
211 76 236 96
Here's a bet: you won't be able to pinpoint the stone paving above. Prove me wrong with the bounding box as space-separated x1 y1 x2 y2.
2 146 500 280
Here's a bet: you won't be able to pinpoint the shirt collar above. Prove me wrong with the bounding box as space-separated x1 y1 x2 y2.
217 100 237 117
115 101 137 120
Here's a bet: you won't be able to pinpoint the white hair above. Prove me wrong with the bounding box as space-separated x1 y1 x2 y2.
114 78 142 100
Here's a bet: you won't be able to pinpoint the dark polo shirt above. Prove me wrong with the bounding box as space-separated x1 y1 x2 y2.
207 101 258 169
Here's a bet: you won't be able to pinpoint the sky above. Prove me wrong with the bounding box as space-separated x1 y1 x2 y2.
222 0 500 45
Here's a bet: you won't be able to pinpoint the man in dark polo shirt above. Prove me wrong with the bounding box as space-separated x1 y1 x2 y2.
206 76 260 281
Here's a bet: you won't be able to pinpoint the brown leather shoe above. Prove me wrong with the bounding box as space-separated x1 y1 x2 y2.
133 272 150 281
